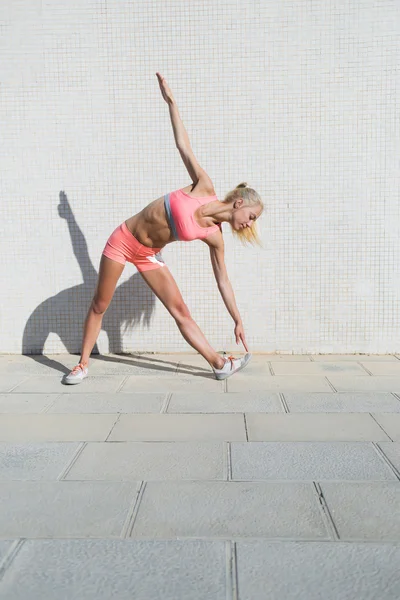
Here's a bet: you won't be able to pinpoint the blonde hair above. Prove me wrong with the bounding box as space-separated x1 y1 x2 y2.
222 182 264 247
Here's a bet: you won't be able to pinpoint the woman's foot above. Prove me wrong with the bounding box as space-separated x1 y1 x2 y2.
212 353 252 380
63 362 89 385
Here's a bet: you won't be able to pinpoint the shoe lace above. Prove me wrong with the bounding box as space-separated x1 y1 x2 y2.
70 363 85 374
225 354 236 370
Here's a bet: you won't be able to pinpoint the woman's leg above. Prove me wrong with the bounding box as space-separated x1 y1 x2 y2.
79 254 125 366
139 266 225 369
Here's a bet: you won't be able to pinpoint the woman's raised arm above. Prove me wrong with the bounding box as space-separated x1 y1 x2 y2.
156 72 190 149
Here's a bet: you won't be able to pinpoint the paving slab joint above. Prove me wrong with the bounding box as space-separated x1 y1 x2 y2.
312 482 340 540
41 393 63 413
369 413 394 441
391 392 400 404
372 442 400 481
226 540 238 600
243 414 249 441
357 362 374 375
279 392 289 412
121 481 146 538
0 539 24 582
161 392 172 413
105 414 122 442
226 442 232 481
57 442 87 480
324 376 338 392
115 375 130 393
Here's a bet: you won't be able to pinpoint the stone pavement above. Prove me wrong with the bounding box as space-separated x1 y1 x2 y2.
0 352 400 599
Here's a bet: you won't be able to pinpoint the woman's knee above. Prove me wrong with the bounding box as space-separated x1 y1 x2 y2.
91 295 110 315
173 302 191 323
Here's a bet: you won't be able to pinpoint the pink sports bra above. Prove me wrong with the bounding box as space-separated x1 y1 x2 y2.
164 188 222 242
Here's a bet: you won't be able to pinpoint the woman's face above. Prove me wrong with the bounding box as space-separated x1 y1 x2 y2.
232 202 261 230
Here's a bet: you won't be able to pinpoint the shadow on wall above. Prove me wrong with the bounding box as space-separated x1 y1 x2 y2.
21 191 157 373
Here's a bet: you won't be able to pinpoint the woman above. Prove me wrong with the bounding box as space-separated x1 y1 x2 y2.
64 73 264 385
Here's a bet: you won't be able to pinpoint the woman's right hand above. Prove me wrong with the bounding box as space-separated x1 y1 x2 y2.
156 72 175 104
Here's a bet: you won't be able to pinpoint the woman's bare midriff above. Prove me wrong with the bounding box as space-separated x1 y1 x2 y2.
124 183 216 249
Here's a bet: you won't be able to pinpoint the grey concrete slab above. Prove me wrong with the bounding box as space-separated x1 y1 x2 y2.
0 443 80 480
168 391 283 413
283 392 400 412
120 376 223 392
109 414 246 441
271 362 369 375
378 443 400 475
360 362 400 376
0 375 31 393
66 442 225 481
0 539 226 600
0 481 139 537
13 375 127 393
87 354 180 376
0 393 58 413
48 392 165 413
373 414 400 441
245 413 391 441
227 375 333 392
230 442 397 481
0 540 14 563
320 481 400 540
131 481 328 539
235 541 400 600
327 376 400 392
0 414 118 442
312 355 399 361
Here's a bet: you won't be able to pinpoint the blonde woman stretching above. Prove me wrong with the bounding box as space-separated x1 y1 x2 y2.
64 73 264 384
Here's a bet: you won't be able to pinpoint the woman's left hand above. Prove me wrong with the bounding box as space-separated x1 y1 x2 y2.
234 322 249 352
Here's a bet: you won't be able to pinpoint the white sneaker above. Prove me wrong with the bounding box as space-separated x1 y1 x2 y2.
212 353 252 380
64 362 88 385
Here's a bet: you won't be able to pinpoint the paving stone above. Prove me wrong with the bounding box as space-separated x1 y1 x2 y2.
245 413 391 441
327 376 400 392
0 414 118 442
372 414 400 441
66 442 224 481
0 481 139 537
131 481 328 539
361 362 400 376
230 442 396 481
168 392 283 413
87 355 180 376
377 443 400 474
235 541 400 600
283 392 400 412
271 362 369 375
227 375 333 392
0 539 226 600
0 357 57 374
120 376 223 392
0 540 14 563
48 392 165 413
320 481 400 540
13 376 127 394
0 393 57 413
312 355 399 361
0 376 30 394
0 443 80 480
109 414 246 441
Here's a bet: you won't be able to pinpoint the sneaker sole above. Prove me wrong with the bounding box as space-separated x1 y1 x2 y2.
63 374 88 385
214 353 252 380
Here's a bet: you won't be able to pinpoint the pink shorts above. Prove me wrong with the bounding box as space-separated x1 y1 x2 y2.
102 221 166 272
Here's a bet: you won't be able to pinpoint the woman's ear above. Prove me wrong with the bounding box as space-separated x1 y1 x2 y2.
233 198 243 210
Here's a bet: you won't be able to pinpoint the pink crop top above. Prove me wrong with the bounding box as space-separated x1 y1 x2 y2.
164 188 222 242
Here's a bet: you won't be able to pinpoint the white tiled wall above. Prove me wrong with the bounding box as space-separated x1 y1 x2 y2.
1 0 399 355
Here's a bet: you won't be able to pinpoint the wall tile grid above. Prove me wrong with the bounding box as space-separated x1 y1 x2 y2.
0 0 399 353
